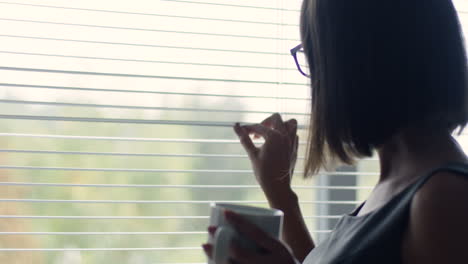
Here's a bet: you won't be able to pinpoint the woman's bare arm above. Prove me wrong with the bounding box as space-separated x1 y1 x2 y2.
267 189 315 262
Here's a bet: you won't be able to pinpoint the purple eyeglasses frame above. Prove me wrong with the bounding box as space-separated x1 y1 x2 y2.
290 44 310 78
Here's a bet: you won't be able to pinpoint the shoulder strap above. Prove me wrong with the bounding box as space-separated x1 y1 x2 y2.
406 162 468 198
349 162 468 217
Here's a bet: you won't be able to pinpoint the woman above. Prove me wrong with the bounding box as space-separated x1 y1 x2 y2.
203 0 468 263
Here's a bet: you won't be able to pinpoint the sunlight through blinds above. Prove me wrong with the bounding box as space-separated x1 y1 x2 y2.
1 0 468 263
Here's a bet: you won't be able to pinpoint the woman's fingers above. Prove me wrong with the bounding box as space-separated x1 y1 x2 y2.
255 113 285 140
224 210 280 252
208 226 217 236
242 124 274 139
236 114 295 140
285 119 298 136
202 243 213 258
284 119 298 145
234 123 257 157
203 227 217 259
261 113 286 133
290 135 299 175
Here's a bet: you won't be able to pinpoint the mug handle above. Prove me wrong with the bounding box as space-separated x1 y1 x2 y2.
213 226 235 264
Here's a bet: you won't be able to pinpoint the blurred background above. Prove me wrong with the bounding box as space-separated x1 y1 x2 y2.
1 0 468 263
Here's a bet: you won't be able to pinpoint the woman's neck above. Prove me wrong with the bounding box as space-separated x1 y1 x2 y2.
376 126 467 184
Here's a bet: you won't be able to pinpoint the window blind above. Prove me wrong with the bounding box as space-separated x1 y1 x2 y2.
1 0 468 263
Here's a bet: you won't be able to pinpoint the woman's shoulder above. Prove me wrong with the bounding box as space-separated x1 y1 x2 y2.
401 167 468 263
412 164 468 224
411 162 468 206
415 163 468 204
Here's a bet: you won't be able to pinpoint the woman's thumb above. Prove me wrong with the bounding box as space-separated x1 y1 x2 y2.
234 123 257 157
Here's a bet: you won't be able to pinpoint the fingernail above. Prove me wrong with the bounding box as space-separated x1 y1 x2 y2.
208 226 217 235
202 243 213 255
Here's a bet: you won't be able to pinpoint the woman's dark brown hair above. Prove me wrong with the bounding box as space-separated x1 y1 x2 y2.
301 0 468 177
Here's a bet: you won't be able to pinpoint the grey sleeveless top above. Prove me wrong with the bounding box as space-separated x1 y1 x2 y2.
303 163 468 264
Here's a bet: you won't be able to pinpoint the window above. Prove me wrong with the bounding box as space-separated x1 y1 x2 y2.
1 1 468 263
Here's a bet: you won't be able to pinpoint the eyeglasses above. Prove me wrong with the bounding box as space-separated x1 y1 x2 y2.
290 44 310 78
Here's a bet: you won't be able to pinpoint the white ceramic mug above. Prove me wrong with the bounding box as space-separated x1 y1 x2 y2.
208 203 284 264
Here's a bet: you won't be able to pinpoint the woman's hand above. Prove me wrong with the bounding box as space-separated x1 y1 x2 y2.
202 210 298 264
233 113 299 202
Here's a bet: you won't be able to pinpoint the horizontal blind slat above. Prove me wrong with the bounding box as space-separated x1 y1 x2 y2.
0 83 310 100
0 149 251 158
0 247 202 251
0 165 378 175
0 165 256 173
160 0 300 12
0 18 299 41
0 199 362 205
0 230 333 235
0 99 309 115
0 232 207 235
0 182 373 190
0 114 260 127
0 215 209 219
0 51 297 70
0 1 299 26
0 66 308 86
0 133 279 144
0 215 341 220
0 34 289 55
6 149 372 160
